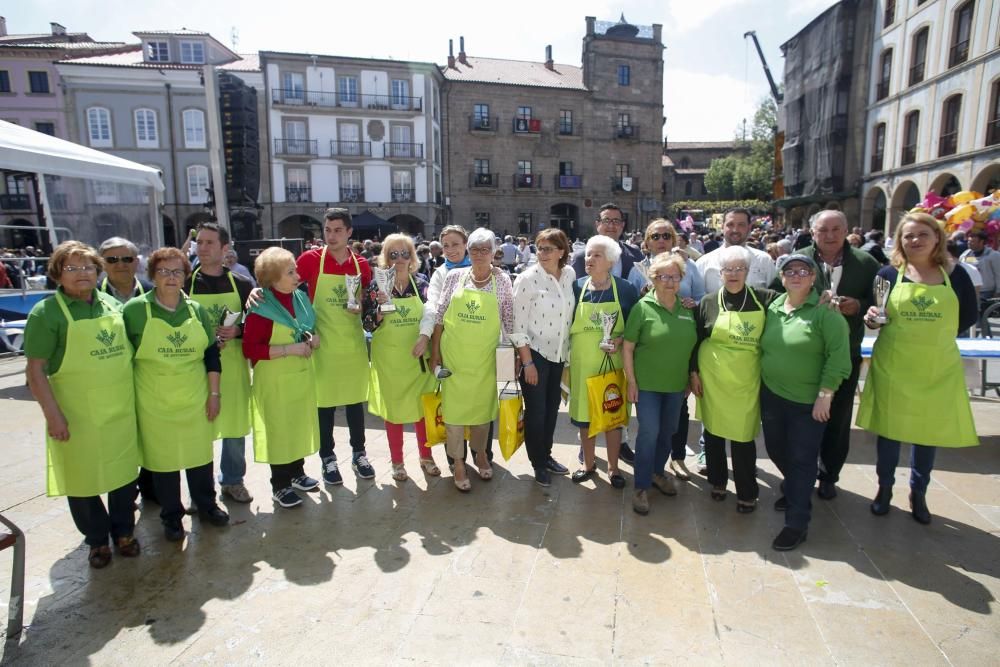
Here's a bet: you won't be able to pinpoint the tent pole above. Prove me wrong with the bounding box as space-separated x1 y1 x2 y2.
35 174 58 249
151 188 164 247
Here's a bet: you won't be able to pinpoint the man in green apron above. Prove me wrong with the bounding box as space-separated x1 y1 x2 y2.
295 208 375 484
191 223 255 504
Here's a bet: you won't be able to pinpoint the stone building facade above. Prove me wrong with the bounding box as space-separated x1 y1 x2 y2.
442 16 664 239
661 140 749 210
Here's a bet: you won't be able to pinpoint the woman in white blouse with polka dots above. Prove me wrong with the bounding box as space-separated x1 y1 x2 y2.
510 229 576 487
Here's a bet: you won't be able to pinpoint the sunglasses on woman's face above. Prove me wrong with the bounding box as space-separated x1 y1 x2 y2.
388 250 411 260
648 233 671 242
104 256 135 264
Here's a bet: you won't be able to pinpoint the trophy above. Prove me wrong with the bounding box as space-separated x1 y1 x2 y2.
373 266 397 312
873 276 890 324
345 274 362 312
219 307 241 328
598 311 619 352
823 263 843 307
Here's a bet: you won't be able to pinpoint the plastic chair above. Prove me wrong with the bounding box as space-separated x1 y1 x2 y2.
978 300 1000 397
0 513 24 640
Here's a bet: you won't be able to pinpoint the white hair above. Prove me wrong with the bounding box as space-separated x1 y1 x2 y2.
585 235 622 264
467 227 498 253
811 209 848 231
718 244 752 268
776 239 793 253
429 241 442 250
99 236 139 255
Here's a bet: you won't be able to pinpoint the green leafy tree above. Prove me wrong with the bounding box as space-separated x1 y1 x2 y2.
704 96 776 201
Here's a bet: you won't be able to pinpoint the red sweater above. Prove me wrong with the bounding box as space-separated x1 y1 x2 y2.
295 246 371 302
242 290 297 365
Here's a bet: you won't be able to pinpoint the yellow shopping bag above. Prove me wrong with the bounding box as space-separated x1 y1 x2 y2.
586 355 629 438
498 382 525 461
421 386 447 446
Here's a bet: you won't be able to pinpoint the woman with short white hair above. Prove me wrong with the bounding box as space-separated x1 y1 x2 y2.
569 235 640 488
430 228 514 491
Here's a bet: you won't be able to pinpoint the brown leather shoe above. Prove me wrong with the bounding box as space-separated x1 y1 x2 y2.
88 545 112 569
115 535 141 558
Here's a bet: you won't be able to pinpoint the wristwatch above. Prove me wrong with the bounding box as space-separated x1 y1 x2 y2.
817 390 833 399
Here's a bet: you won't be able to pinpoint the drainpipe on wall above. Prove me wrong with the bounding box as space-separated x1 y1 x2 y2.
165 82 181 243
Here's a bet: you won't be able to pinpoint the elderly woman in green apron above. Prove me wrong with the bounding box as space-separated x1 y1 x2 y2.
859 212 979 524
123 247 229 542
569 235 640 488
363 233 440 482
689 245 776 512
430 228 514 492
243 247 322 509
25 241 142 569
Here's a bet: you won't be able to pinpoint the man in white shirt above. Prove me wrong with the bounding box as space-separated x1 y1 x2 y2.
696 208 777 293
960 231 1000 304
500 235 519 272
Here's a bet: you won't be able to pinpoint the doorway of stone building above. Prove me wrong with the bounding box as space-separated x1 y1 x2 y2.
549 203 578 236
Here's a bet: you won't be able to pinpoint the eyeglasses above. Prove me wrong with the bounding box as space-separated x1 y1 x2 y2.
648 233 672 242
388 250 411 260
782 268 813 278
720 266 748 274
63 265 98 274
468 246 493 255
653 274 681 283
155 268 186 278
104 256 135 264
536 245 559 254
599 219 624 227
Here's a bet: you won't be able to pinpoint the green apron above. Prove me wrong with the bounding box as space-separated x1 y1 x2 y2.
368 275 435 423
189 268 251 438
440 272 501 425
569 278 624 423
46 292 140 497
250 315 321 464
312 246 369 407
134 299 215 472
695 288 766 441
857 266 977 447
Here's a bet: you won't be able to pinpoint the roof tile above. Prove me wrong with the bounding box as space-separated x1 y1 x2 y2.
441 56 585 90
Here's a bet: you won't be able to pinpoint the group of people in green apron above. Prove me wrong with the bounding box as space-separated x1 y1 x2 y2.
24 204 980 567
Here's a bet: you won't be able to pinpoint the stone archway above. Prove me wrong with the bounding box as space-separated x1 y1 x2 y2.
970 163 1000 194
3 218 39 249
387 213 424 237
278 214 322 241
889 181 921 234
928 173 961 196
162 215 177 247
863 187 887 232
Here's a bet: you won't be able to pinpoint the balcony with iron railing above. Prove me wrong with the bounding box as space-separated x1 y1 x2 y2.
470 172 498 188
513 118 542 134
558 122 581 137
469 115 497 132
384 142 424 159
613 124 639 139
330 140 372 158
513 173 540 189
909 63 925 86
557 174 583 189
948 40 969 68
340 187 365 203
901 144 917 166
286 186 311 203
612 176 639 191
271 88 423 112
870 153 884 173
391 188 415 203
0 194 30 210
938 131 958 157
274 138 319 157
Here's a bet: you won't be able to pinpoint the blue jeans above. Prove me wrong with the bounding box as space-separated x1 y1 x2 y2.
876 437 937 495
219 437 246 485
634 390 685 489
760 385 827 532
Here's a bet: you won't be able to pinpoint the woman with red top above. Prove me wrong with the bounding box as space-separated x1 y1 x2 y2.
242 247 322 509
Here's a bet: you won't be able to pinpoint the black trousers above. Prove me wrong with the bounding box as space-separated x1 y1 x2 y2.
667 399 690 461
135 466 157 502
67 479 137 547
318 403 366 460
518 349 563 470
703 430 759 502
817 356 861 484
270 459 305 493
152 462 217 525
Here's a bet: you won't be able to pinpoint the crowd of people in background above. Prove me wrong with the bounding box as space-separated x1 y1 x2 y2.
16 201 987 569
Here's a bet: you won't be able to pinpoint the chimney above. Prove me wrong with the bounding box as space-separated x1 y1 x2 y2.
0 17 7 37
50 22 66 36
585 16 596 36
652 23 662 44
544 45 554 70
447 38 455 69
458 36 467 65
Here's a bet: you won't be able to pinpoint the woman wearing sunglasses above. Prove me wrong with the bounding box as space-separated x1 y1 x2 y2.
759 254 850 551
123 247 229 543
628 219 705 481
363 233 440 482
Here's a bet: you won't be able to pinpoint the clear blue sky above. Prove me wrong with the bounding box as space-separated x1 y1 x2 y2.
7 0 835 141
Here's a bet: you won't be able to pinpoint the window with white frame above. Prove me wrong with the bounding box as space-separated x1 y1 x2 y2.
187 165 210 204
180 41 206 64
183 109 206 148
147 41 169 62
391 79 410 108
134 108 158 148
93 181 119 204
87 107 112 147
338 76 358 105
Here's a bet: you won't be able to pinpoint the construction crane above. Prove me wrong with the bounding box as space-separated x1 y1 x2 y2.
744 31 783 105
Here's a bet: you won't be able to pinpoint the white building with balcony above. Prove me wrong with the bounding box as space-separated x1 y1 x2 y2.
860 0 1000 231
261 51 445 239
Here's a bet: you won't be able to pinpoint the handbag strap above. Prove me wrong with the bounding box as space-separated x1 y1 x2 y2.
599 352 616 376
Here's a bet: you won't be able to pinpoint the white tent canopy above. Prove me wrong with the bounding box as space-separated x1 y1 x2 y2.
0 119 164 190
